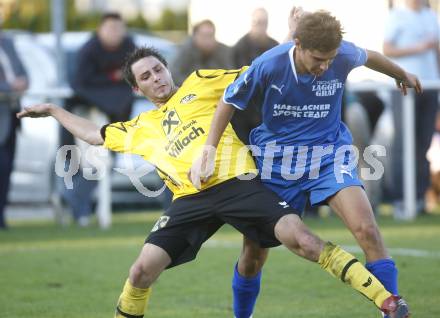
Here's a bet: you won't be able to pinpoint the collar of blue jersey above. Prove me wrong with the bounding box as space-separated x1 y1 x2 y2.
289 45 318 84
289 45 299 83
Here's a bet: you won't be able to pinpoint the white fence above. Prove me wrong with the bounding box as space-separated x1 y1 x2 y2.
348 80 440 220
20 81 439 225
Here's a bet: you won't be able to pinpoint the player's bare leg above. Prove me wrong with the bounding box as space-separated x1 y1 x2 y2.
274 214 410 318
328 185 399 309
115 243 171 318
237 236 268 276
328 186 388 261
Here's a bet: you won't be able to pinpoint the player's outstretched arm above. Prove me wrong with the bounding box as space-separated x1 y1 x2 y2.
188 98 235 189
365 49 423 95
17 103 104 145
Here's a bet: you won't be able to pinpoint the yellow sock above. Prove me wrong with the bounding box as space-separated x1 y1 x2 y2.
115 279 152 318
318 242 391 308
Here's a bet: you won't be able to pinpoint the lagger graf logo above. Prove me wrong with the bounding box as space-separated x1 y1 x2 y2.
162 110 181 136
312 79 343 97
151 216 170 232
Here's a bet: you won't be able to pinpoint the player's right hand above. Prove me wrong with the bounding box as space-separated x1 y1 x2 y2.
16 103 56 119
287 6 310 37
188 145 217 190
396 72 422 96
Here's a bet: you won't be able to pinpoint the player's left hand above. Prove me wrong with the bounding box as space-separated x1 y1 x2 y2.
16 103 56 118
188 146 217 190
396 72 422 95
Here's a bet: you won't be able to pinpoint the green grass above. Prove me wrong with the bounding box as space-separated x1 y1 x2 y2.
1 212 439 317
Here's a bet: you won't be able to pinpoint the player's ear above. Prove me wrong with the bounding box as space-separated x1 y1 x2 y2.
132 85 141 95
166 67 173 79
294 38 301 48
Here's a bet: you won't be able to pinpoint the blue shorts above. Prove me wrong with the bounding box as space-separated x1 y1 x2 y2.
260 161 363 213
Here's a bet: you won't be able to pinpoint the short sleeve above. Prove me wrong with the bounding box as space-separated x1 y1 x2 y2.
101 115 143 154
223 62 264 111
341 41 368 72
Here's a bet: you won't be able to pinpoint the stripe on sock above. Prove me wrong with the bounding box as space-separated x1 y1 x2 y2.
340 258 359 283
116 307 144 318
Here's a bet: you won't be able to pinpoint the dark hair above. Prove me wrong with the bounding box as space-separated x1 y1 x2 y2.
123 46 168 87
294 11 344 52
192 19 216 34
101 12 123 23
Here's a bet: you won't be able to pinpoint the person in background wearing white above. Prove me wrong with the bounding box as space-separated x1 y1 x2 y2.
383 0 440 217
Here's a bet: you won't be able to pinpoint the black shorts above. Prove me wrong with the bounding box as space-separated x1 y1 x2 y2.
146 177 300 268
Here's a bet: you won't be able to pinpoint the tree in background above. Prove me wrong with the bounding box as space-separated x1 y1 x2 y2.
2 0 50 31
155 8 187 31
2 0 187 33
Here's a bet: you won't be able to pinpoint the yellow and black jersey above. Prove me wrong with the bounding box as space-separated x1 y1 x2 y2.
101 67 256 199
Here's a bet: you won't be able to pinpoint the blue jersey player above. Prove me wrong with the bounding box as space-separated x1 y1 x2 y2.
190 10 420 318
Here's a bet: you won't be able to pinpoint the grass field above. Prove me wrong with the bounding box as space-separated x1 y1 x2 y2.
1 211 439 318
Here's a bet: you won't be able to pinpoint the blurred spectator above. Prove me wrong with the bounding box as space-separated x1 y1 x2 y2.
230 8 278 144
60 12 135 226
170 20 233 85
0 30 28 229
383 0 439 216
231 8 278 68
344 92 386 210
72 12 135 122
230 6 308 144
352 92 385 133
426 111 440 212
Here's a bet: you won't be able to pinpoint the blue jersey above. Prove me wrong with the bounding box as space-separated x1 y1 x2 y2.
223 40 368 211
224 40 367 149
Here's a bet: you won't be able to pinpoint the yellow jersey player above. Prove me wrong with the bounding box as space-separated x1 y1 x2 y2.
17 47 409 318
103 67 255 199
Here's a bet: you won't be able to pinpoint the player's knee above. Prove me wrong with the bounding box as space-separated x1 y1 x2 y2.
275 215 322 261
354 222 382 245
129 259 156 287
274 215 301 248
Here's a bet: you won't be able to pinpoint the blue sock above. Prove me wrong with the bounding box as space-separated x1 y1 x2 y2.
366 259 398 318
232 263 261 318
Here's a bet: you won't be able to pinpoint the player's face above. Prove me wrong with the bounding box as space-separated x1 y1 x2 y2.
298 47 338 77
131 56 175 104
